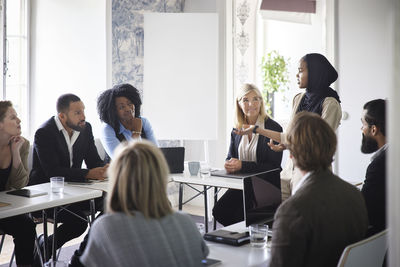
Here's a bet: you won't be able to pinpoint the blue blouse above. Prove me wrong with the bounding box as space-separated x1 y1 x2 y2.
100 117 158 159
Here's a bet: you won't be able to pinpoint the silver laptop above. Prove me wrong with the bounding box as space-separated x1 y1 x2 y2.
211 168 280 179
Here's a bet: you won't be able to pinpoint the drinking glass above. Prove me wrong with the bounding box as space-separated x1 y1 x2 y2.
249 224 268 248
50 177 64 194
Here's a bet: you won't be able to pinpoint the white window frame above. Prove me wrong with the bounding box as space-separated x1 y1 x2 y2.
1 0 30 136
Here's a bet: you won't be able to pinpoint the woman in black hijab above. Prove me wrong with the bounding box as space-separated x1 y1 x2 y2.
296 53 341 114
235 53 342 200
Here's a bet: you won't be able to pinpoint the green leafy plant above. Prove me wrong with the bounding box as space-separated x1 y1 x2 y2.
261 50 290 117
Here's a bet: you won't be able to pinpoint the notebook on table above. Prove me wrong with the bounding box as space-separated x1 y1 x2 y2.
6 189 47 198
201 258 222 266
203 229 250 246
160 147 185 173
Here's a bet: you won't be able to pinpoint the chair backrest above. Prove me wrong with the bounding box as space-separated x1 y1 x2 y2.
94 138 106 161
28 143 34 171
337 229 388 267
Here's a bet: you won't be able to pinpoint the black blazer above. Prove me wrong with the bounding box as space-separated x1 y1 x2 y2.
227 117 283 173
362 149 386 235
29 117 104 184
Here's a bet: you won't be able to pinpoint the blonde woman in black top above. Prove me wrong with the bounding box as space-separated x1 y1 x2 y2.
212 84 283 226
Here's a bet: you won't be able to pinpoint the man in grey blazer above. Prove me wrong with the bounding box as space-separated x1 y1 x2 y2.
269 112 368 267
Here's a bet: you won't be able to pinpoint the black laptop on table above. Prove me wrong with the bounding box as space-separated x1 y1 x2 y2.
242 168 281 228
204 168 281 246
160 147 185 174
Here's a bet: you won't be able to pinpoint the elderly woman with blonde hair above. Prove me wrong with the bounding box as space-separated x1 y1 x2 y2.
212 83 283 226
80 141 209 267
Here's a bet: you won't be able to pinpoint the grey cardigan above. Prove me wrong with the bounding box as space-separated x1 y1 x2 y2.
81 211 209 267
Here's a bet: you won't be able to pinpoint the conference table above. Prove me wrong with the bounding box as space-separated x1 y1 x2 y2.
67 174 240 234
0 183 103 263
172 171 365 233
171 172 243 233
0 179 270 266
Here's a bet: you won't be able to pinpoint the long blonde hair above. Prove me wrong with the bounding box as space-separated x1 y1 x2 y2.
107 141 173 219
234 83 267 128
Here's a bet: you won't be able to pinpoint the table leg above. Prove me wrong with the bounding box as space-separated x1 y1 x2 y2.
178 183 183 211
204 185 208 233
213 186 218 230
90 199 96 225
52 207 58 263
42 210 48 262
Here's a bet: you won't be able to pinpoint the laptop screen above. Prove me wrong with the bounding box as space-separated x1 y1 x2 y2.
160 147 185 173
243 169 282 227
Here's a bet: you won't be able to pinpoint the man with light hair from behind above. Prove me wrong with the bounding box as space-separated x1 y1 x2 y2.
269 111 368 267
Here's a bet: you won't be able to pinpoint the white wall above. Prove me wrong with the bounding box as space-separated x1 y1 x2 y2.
30 0 107 138
388 0 400 262
336 0 393 181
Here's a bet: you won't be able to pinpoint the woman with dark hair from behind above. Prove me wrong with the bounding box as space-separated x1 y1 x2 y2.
97 83 158 160
0 101 36 267
80 141 209 267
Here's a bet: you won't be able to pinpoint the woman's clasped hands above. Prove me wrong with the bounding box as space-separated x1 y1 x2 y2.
224 158 242 173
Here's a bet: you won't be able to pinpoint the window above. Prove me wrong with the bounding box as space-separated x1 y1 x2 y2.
1 0 29 134
256 0 332 123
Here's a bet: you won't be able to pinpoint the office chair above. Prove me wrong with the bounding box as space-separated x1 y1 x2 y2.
337 229 388 267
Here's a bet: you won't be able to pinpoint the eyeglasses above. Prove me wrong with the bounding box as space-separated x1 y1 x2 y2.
240 97 261 104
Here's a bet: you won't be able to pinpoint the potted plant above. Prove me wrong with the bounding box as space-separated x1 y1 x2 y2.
261 50 290 117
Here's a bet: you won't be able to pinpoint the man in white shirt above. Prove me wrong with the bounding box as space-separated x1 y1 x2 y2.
29 93 107 261
269 111 368 267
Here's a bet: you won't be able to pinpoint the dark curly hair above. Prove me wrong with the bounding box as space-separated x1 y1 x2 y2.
97 83 142 135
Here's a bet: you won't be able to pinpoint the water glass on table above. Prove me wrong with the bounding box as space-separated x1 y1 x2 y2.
249 224 268 248
200 164 211 178
50 177 64 194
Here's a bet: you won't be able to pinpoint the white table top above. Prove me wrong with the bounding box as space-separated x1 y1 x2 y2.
66 180 110 192
0 183 103 219
171 173 243 190
67 175 177 192
207 222 270 266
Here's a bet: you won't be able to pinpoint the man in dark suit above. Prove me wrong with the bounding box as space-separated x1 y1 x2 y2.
269 112 368 267
29 93 107 261
360 99 387 236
